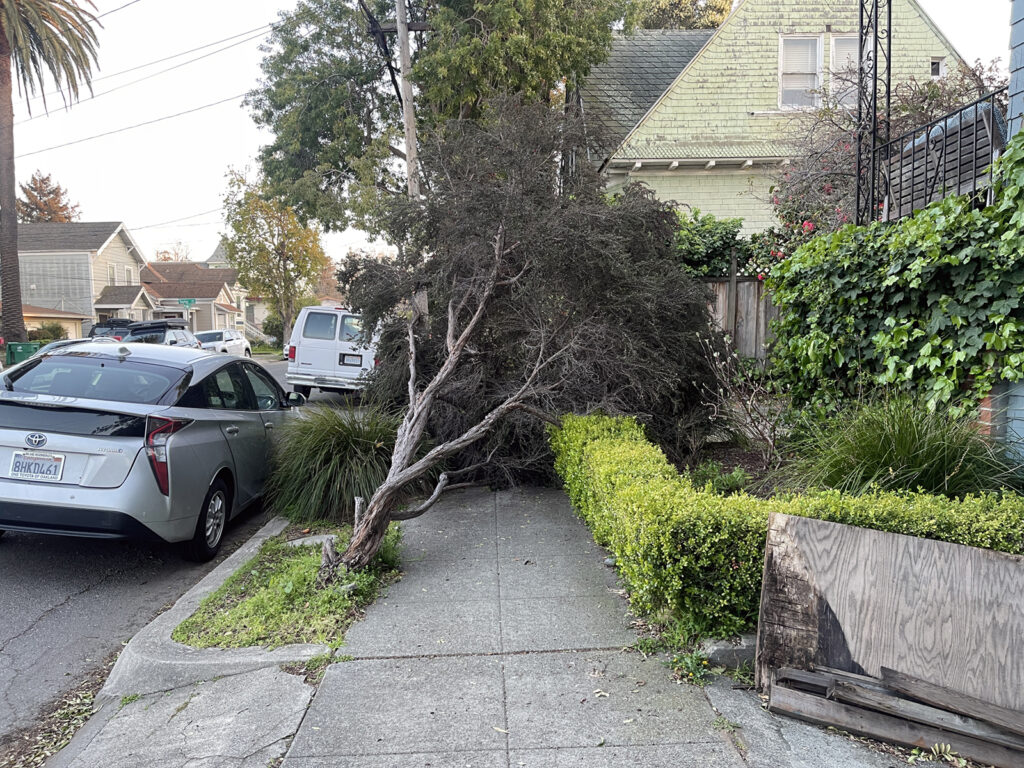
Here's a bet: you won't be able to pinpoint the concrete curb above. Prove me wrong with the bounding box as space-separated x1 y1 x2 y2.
97 516 329 705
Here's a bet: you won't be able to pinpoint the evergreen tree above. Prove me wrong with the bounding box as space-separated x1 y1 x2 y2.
16 170 81 223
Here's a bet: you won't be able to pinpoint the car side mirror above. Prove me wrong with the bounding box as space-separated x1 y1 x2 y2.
286 391 307 408
168 339 178 345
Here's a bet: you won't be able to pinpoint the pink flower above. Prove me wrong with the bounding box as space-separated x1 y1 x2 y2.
758 273 765 281
824 183 833 195
802 220 815 233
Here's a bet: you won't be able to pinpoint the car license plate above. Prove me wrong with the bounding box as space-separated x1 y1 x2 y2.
10 451 65 482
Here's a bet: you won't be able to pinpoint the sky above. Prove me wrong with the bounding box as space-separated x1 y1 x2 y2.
11 0 1014 264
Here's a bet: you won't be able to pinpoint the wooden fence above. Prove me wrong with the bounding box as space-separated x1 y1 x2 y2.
704 276 777 360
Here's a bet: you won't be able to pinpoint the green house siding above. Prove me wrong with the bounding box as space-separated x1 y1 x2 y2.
603 0 962 231
635 167 776 234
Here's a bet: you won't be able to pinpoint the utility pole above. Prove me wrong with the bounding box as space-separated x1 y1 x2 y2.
395 0 419 198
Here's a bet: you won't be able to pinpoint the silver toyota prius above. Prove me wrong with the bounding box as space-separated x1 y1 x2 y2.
0 342 305 560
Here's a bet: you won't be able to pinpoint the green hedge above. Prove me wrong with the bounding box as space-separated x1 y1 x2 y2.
550 414 1024 637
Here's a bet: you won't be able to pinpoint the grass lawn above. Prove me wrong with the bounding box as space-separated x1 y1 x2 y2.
172 525 400 651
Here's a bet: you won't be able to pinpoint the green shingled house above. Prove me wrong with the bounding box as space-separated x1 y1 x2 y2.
581 0 962 233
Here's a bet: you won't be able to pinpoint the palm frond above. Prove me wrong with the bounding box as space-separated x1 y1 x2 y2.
0 0 99 112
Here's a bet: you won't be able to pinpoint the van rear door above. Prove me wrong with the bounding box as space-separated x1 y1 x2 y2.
337 315 372 382
295 310 339 376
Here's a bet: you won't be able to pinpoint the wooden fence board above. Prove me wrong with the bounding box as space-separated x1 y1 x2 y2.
756 513 1024 712
704 278 774 360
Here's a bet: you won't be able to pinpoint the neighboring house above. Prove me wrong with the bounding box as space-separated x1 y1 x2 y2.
0 303 92 339
204 240 232 269
141 262 246 332
11 222 149 332
582 0 963 233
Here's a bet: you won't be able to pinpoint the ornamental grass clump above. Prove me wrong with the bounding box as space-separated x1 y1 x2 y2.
267 405 432 523
780 396 1023 498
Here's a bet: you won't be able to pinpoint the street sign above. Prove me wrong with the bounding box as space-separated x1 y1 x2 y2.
177 299 196 307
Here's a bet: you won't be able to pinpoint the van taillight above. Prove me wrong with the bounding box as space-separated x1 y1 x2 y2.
145 416 192 495
288 345 296 361
374 356 380 368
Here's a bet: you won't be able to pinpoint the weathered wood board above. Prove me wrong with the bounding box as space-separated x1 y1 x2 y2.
704 278 777 360
755 513 1024 712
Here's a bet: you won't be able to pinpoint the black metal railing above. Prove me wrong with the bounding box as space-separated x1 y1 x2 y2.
869 86 1008 223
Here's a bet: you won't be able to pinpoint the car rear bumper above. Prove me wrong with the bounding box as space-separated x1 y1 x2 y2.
0 501 164 540
286 371 365 391
0 458 199 543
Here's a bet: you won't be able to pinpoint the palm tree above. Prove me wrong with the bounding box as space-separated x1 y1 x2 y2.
0 1 98 343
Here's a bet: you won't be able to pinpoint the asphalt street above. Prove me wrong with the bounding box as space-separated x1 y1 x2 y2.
0 504 273 744
257 356 361 406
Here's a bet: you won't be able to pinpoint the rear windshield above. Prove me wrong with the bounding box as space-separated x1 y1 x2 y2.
6 356 186 404
122 330 167 344
91 327 125 337
0 401 146 437
196 331 222 343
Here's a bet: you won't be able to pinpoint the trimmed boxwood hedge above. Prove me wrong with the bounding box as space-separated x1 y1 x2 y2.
550 414 1024 637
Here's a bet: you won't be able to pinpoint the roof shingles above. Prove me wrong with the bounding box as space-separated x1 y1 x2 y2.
17 222 123 253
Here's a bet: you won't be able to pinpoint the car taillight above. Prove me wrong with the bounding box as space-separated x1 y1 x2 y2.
374 356 380 368
145 416 192 495
288 345 296 361
113 335 122 341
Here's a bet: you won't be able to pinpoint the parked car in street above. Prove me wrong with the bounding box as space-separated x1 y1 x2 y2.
88 318 134 340
195 329 251 357
31 337 119 358
122 319 201 349
285 306 378 397
0 342 306 560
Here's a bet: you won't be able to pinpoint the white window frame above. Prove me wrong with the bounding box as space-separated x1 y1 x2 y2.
124 266 134 285
107 264 116 285
931 57 946 80
830 34 860 109
779 34 824 110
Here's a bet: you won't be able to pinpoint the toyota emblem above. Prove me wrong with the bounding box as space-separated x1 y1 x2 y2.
25 433 47 448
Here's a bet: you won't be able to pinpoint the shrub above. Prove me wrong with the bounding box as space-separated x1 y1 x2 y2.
673 208 748 277
37 321 68 340
779 396 1023 497
551 414 1024 637
266 406 433 523
769 131 1024 411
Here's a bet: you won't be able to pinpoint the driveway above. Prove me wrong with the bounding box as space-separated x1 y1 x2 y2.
0 505 272 744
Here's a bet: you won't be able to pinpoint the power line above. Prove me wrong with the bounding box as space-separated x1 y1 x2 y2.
16 93 247 158
97 0 147 19
134 208 223 230
28 5 322 104
16 29 271 124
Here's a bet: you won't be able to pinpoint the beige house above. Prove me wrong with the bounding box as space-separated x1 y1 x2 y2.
13 222 149 331
582 0 963 233
0 303 92 339
141 262 245 332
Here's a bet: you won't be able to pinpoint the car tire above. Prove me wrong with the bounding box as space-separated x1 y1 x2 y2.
184 479 230 562
294 385 312 398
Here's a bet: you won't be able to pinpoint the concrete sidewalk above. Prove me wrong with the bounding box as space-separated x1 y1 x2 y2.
50 488 898 768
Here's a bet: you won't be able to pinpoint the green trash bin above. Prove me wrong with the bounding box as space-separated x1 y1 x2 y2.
5 342 40 366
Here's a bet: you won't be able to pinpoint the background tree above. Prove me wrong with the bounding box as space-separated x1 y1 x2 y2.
0 0 98 343
633 0 730 29
16 169 80 222
153 240 192 261
333 99 718 568
222 172 329 343
248 0 628 230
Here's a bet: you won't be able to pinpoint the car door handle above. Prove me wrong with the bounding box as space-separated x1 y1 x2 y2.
225 426 240 435
264 423 274 430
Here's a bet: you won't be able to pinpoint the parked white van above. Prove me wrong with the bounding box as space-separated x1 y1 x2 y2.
285 306 377 396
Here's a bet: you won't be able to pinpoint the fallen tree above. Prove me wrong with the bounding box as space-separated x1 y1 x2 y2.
332 99 719 570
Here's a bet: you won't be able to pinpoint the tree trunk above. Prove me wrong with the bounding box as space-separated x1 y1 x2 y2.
341 484 402 569
395 0 419 198
0 32 26 344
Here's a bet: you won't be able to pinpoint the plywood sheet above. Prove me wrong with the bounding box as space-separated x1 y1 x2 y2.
756 513 1024 712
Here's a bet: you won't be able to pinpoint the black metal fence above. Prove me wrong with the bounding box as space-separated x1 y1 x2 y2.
870 87 1008 223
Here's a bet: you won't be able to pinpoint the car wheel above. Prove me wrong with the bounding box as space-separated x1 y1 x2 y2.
184 479 230 562
294 385 312 398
